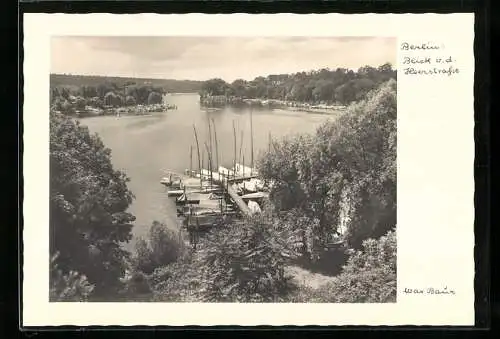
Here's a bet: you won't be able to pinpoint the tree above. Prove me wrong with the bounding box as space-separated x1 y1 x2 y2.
103 91 124 107
60 87 71 100
50 87 60 104
331 79 396 248
136 85 152 104
312 79 335 102
231 79 248 97
74 96 87 110
334 81 356 105
147 91 163 105
97 83 113 99
318 230 396 303
258 79 397 255
49 252 95 302
288 230 396 303
50 112 136 298
59 99 74 114
133 221 182 275
198 63 396 106
79 85 98 99
125 95 137 106
104 91 117 106
200 78 230 97
192 213 299 302
116 94 125 107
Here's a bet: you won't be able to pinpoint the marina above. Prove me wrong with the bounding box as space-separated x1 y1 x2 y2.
162 164 268 244
159 107 271 247
81 93 332 248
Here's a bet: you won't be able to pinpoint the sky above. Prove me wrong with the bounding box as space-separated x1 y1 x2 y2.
51 36 396 82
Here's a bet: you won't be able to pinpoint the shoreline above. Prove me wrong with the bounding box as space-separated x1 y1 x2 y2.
199 96 346 115
54 103 176 118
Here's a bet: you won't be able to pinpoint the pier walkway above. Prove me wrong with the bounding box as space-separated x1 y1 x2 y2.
224 179 252 217
198 170 253 217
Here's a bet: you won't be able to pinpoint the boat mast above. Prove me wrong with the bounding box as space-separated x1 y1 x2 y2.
233 120 237 180
238 129 244 169
189 145 193 177
207 117 214 186
211 118 219 171
242 154 245 191
250 108 254 175
204 142 213 190
201 151 204 175
192 125 202 189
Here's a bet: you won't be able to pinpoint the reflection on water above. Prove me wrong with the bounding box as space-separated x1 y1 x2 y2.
125 114 166 129
80 93 338 249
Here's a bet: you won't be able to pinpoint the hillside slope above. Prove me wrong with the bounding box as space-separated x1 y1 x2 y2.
50 74 203 93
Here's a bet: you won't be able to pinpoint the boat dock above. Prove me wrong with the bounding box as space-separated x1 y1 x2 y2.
220 177 252 217
163 114 265 245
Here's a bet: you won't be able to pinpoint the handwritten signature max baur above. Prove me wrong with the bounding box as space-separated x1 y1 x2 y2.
403 287 456 295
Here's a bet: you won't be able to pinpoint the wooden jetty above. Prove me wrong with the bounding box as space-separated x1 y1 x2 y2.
165 118 267 247
194 168 253 217
223 178 252 217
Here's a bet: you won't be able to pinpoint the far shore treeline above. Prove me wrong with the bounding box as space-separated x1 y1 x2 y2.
49 74 202 116
50 64 396 116
199 63 396 107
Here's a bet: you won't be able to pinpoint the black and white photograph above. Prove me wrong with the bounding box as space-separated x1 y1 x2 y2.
48 35 397 303
21 12 477 327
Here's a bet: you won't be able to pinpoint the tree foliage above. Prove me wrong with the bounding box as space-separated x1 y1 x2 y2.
288 230 396 303
50 111 136 298
50 78 167 114
132 221 182 275
148 211 301 303
191 214 300 302
125 95 136 106
199 64 396 105
258 79 397 254
104 91 123 107
49 252 95 302
330 229 396 302
50 74 201 94
147 91 163 105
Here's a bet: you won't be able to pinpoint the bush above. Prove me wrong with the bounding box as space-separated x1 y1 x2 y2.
192 214 300 302
258 80 397 252
49 253 95 302
149 258 204 302
133 221 183 275
119 270 152 300
307 230 396 303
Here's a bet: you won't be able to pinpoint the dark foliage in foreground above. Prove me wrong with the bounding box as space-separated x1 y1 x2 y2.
49 111 135 299
132 221 183 275
191 213 299 302
288 230 396 303
258 79 396 255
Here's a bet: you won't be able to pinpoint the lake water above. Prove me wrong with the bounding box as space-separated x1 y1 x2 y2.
80 93 337 249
